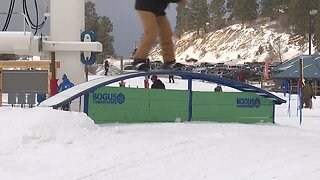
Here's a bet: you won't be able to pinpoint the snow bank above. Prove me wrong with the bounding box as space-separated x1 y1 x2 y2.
0 107 98 153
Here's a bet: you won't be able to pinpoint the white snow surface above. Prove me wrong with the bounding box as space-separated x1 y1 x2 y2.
1 76 320 180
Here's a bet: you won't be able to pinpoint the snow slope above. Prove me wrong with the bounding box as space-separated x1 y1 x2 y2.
1 77 320 180
150 22 309 65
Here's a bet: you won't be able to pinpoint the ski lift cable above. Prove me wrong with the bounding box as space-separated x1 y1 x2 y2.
1 0 16 31
3 0 14 30
32 0 47 29
22 0 47 34
34 0 39 35
23 0 40 28
1 0 14 31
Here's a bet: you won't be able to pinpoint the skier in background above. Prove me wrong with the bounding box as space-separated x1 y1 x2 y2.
303 80 316 109
36 93 46 105
58 74 74 111
214 84 222 92
281 79 290 97
119 81 126 87
151 75 165 89
104 60 110 75
169 75 175 83
144 76 150 88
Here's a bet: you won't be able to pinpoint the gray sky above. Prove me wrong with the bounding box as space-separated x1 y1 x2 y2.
0 0 177 57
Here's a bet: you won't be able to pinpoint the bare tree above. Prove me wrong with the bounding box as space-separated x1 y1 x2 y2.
273 36 285 63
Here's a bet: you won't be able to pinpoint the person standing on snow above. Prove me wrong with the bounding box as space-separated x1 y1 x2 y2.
303 80 316 109
132 0 187 71
281 79 290 97
151 75 165 89
214 84 222 92
104 60 110 75
144 76 150 88
169 75 175 83
58 74 74 111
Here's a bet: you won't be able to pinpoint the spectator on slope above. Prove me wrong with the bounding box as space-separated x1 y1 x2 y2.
169 75 175 83
281 79 290 97
144 76 150 88
151 75 165 89
104 60 110 75
303 80 316 109
58 74 74 111
214 84 223 92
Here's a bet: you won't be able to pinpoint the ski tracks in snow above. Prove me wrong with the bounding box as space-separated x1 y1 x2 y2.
76 139 208 180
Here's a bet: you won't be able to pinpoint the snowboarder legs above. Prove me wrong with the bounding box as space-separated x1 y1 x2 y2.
133 0 187 70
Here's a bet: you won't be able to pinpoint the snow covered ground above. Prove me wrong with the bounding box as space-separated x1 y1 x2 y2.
1 76 320 180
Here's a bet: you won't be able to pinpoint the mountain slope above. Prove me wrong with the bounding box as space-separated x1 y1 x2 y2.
150 21 308 65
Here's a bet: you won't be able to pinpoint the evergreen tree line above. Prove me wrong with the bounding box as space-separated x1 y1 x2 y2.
175 0 320 52
85 1 114 64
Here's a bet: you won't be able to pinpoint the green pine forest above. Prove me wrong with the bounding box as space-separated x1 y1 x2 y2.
175 0 320 51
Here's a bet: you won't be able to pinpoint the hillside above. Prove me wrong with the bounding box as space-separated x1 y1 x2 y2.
149 20 309 65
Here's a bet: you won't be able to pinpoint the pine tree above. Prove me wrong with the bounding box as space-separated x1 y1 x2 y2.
175 5 189 37
85 2 99 33
198 0 209 33
227 0 235 10
288 0 310 36
312 2 320 52
233 0 257 23
85 1 115 63
208 0 226 30
278 0 292 13
97 16 115 62
260 0 281 20
188 0 209 35
209 0 225 17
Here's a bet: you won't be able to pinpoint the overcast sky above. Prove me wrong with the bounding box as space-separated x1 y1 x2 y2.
0 0 177 58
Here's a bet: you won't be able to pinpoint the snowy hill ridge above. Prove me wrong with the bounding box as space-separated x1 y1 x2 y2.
150 21 308 65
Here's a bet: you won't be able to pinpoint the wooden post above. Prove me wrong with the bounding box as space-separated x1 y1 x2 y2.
315 80 318 95
299 58 303 83
120 56 124 74
49 52 59 96
299 58 303 125
120 56 124 86
51 52 56 79
261 73 264 89
0 68 2 107
85 65 88 82
48 70 51 94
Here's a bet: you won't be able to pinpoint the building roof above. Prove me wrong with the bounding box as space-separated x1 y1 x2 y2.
272 55 320 79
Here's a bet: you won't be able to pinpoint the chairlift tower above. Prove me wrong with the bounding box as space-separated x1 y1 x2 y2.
50 0 85 85
0 0 102 86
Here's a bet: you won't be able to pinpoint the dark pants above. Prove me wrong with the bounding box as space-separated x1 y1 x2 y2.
169 75 174 83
